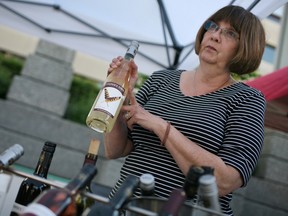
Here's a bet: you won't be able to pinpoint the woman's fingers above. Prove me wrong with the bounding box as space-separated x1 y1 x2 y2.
128 60 138 87
107 56 138 90
107 56 123 73
128 88 137 105
130 60 138 73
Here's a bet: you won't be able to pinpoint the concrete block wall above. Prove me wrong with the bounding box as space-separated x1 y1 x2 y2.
0 25 108 83
22 55 73 89
0 100 124 187
231 128 288 215
7 76 70 116
0 39 124 190
7 39 74 117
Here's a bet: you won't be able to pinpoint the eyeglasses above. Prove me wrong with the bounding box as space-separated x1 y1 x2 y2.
204 20 239 40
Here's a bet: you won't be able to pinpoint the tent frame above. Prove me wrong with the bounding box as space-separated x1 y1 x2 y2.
0 0 261 69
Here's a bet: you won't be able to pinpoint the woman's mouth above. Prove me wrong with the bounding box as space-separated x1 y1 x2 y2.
206 45 217 52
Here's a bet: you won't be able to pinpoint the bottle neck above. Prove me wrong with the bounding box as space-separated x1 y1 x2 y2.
82 154 97 192
110 175 139 209
82 153 97 166
33 150 54 178
124 53 135 61
65 164 97 196
124 41 139 61
141 188 154 196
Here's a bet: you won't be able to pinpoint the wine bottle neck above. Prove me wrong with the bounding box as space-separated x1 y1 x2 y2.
0 144 24 168
65 164 97 196
124 41 139 61
124 53 135 61
33 150 54 178
82 153 97 166
110 175 139 210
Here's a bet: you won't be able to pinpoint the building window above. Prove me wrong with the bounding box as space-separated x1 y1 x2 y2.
262 45 275 64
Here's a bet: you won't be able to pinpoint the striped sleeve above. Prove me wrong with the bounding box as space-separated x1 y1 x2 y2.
219 92 266 186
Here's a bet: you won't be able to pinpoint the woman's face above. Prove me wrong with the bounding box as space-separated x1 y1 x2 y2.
199 21 239 70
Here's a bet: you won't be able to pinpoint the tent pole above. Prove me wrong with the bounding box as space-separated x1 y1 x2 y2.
157 0 183 69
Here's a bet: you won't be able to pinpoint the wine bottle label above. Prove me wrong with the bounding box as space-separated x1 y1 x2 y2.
11 202 26 214
0 174 10 212
94 82 125 118
22 203 56 216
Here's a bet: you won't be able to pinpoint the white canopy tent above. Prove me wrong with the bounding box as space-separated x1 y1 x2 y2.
0 0 287 75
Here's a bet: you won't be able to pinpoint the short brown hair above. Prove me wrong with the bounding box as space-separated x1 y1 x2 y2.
195 5 266 75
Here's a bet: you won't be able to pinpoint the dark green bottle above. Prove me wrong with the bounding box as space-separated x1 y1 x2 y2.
10 141 57 216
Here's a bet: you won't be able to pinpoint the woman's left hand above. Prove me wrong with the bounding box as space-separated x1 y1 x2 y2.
122 89 162 131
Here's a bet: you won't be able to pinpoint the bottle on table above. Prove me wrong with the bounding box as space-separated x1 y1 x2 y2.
20 163 97 216
10 142 56 216
75 139 100 216
0 144 24 216
183 165 214 200
158 188 186 216
139 173 155 196
0 144 24 168
197 174 222 216
86 40 140 133
86 175 140 216
158 166 215 216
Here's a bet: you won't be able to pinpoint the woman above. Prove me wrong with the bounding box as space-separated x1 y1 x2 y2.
104 5 266 215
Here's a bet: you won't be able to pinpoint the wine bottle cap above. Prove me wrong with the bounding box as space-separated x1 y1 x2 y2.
12 144 24 157
140 173 155 190
186 166 205 182
126 40 139 57
88 139 100 155
130 40 139 48
0 144 24 167
198 174 218 196
43 142 57 153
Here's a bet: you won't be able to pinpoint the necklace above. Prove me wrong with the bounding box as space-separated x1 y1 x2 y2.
193 69 232 96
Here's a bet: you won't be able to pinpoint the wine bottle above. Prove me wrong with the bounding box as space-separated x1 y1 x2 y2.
184 165 214 200
0 143 24 213
86 40 140 133
158 188 187 216
20 163 97 216
75 139 100 216
158 166 214 216
87 175 139 216
197 174 222 215
139 173 155 196
10 142 57 216
0 144 24 168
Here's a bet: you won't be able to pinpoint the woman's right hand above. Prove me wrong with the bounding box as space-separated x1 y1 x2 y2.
108 56 139 90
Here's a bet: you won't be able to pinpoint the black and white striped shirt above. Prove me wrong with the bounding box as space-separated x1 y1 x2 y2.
110 69 265 215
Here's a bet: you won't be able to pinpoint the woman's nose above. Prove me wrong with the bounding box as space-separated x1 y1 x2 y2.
211 29 222 42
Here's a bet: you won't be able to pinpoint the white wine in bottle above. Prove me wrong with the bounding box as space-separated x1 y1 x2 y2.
86 40 139 133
